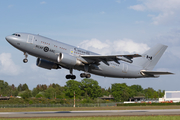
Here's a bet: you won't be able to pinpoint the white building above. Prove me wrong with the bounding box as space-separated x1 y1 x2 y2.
162 91 180 102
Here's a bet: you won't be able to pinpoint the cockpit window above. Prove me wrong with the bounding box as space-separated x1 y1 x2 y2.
12 33 21 37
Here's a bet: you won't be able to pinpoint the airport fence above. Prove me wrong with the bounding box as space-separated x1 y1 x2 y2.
0 102 122 108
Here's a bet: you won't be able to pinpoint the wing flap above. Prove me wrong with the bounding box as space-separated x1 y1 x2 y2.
81 54 141 64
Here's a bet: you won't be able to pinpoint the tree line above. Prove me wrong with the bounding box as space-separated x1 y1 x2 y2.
0 79 165 102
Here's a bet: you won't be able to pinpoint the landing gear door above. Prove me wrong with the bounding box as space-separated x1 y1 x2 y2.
27 35 34 44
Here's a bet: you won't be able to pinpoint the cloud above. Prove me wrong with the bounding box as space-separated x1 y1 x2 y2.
40 1 46 4
135 21 145 24
170 47 180 59
116 0 121 3
8 5 14 8
100 11 105 14
143 29 180 73
129 4 145 11
30 63 38 71
129 0 180 25
79 39 109 50
156 68 171 72
155 29 180 45
113 39 150 54
0 53 22 76
79 38 150 55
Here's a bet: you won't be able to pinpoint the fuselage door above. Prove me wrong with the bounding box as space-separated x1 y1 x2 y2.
27 35 34 44
122 63 128 73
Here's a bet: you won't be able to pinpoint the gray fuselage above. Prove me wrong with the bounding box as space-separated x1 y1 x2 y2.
6 33 143 78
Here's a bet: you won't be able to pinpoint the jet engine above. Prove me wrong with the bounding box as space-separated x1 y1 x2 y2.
36 58 60 70
57 53 83 66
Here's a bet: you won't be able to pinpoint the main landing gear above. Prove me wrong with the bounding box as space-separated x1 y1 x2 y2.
80 73 91 78
80 64 91 78
65 65 92 80
23 52 28 63
66 68 76 80
66 74 76 79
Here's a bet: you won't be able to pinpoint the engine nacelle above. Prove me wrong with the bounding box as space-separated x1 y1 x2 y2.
57 53 82 66
36 58 60 70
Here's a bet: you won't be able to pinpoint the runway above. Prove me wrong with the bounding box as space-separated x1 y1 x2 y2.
0 109 180 117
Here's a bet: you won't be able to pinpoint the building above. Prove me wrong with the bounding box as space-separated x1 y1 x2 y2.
162 91 180 102
128 96 145 102
0 97 10 100
99 95 114 100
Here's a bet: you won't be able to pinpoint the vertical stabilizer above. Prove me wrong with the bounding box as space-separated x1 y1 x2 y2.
133 44 167 70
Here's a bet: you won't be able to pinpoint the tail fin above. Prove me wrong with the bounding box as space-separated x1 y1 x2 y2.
133 44 167 70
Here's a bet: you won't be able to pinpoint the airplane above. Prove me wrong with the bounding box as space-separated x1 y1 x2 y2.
5 33 173 79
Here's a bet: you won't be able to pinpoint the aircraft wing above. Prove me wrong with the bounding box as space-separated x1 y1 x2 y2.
140 70 173 77
81 54 141 64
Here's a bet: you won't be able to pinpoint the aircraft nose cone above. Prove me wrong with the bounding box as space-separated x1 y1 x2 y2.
5 36 10 41
5 35 14 43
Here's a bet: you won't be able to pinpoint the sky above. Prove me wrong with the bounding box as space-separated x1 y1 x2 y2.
0 0 179 91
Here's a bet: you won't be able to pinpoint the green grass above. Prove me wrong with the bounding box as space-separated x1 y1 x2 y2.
0 116 180 120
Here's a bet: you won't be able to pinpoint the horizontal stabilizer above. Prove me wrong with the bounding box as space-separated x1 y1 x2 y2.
140 70 173 77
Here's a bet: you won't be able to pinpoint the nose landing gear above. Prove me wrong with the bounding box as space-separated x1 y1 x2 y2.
23 52 28 63
23 59 28 63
